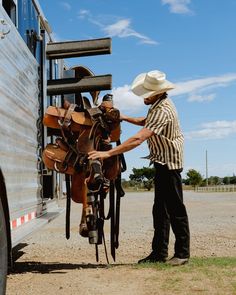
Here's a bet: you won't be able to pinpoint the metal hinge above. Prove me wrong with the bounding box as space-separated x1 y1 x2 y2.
0 19 10 40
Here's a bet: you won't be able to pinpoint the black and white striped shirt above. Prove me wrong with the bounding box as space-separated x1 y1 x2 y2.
144 97 184 170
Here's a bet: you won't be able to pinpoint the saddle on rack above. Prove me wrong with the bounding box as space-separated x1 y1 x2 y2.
42 99 122 201
42 88 126 261
43 105 121 142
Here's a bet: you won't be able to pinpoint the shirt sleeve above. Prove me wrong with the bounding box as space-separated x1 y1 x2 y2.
144 108 168 135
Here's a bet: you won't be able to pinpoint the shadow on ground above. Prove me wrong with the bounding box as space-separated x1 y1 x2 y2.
9 243 134 274
10 261 135 274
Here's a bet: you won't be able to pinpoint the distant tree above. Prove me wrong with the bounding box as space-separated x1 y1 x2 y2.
121 179 130 188
223 176 230 185
182 178 189 185
121 179 136 188
208 176 221 185
186 169 203 187
201 178 207 186
230 175 236 184
129 167 155 190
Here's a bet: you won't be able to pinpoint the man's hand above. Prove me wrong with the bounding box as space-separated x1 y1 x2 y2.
88 150 111 160
88 127 153 160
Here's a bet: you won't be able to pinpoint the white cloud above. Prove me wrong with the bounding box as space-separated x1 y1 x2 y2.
187 93 216 102
172 73 236 96
78 10 157 45
78 9 91 19
103 19 158 45
110 73 236 113
171 73 236 102
161 0 192 14
185 120 236 140
111 85 144 113
60 2 71 11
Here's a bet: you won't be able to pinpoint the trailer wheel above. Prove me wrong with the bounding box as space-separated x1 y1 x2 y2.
0 200 7 295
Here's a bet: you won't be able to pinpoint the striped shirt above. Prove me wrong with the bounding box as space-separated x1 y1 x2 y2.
144 97 184 170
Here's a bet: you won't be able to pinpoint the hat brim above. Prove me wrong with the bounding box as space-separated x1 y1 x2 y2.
131 73 175 98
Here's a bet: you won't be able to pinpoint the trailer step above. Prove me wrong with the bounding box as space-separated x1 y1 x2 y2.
11 206 64 247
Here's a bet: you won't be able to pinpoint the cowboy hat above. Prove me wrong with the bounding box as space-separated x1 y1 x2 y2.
131 70 175 98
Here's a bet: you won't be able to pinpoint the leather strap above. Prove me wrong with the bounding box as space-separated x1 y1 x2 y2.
63 104 77 128
56 104 77 129
65 174 71 239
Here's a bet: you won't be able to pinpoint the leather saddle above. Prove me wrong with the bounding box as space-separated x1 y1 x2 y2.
42 102 121 203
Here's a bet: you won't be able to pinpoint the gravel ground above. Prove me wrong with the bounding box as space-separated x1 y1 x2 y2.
6 191 236 295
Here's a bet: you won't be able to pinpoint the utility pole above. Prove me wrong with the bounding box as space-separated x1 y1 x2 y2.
206 150 208 186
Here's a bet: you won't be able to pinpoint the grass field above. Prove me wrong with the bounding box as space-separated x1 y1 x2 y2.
135 257 236 294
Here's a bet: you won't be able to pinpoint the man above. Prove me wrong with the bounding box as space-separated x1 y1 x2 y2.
88 70 190 266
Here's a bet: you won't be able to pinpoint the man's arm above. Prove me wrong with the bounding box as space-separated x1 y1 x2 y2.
88 127 154 160
120 114 146 126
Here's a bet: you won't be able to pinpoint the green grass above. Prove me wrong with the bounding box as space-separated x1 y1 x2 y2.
134 257 236 294
189 257 236 267
135 257 236 269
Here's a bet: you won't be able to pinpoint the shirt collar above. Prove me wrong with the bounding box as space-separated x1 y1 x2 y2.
149 97 165 112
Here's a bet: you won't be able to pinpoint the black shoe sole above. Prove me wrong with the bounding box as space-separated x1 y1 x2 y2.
138 258 166 264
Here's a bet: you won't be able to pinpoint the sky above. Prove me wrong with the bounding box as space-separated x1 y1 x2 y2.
39 0 236 180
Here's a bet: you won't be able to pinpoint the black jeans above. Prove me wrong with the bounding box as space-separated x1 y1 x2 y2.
152 163 190 259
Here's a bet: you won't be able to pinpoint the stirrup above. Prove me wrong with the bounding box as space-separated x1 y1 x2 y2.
79 222 89 237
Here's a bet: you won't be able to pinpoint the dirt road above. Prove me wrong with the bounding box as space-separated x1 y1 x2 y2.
6 191 236 295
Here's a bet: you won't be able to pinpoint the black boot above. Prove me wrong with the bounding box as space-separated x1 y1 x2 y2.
138 252 167 264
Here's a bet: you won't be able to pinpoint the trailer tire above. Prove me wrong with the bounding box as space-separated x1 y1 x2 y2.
0 200 7 295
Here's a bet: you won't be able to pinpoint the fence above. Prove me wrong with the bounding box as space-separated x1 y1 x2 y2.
196 185 236 192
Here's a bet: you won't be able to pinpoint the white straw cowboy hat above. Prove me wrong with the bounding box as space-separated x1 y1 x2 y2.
131 70 175 98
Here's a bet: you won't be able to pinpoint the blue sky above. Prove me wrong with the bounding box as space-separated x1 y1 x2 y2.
40 0 236 179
